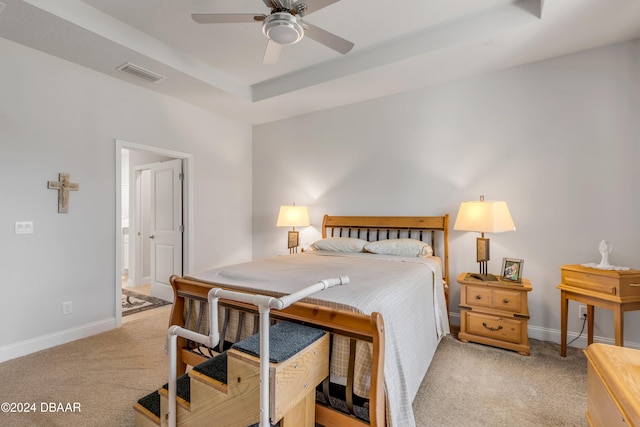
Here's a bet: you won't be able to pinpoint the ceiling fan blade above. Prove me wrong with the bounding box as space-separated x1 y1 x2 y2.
262 40 283 64
263 0 286 9
303 22 353 54
192 13 265 24
294 0 340 16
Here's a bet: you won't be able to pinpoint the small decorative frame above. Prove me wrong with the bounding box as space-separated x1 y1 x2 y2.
501 257 524 283
287 231 299 249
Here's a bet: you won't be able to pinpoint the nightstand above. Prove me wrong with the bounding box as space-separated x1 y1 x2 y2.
457 272 532 355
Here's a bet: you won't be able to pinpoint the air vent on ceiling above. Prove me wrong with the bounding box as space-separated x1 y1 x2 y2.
116 63 165 83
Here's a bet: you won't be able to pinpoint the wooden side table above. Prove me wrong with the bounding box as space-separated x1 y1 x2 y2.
558 264 640 357
458 273 532 355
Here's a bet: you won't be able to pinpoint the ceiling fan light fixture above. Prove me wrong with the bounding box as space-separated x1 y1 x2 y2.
262 12 304 45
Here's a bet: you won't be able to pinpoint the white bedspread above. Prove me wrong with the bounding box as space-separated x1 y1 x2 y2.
187 250 450 427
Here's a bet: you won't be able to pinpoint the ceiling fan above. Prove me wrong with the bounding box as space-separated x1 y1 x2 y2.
192 0 354 64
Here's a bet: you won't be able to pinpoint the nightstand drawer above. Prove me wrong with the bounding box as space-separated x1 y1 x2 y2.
494 288 523 313
464 285 524 313
464 285 493 308
463 311 523 344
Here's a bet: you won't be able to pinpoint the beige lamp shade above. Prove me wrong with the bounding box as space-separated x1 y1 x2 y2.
276 205 310 228
453 200 515 234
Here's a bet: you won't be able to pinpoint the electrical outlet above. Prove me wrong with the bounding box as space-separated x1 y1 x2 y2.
62 301 72 315
578 305 587 319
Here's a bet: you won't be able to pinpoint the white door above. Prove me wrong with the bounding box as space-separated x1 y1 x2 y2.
149 159 183 302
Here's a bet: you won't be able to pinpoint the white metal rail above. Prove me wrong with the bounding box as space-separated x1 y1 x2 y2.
167 276 349 427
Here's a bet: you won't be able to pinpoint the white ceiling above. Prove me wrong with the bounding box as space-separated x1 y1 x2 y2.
1 0 639 124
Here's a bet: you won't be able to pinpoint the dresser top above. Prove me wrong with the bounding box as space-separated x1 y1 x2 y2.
561 264 640 277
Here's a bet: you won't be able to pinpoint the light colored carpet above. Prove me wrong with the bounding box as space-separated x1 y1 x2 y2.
413 334 588 426
0 305 171 427
0 307 588 427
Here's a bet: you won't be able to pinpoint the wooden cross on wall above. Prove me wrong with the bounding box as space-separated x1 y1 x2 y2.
48 173 79 214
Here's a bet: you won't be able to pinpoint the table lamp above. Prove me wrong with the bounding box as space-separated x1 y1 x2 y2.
276 204 310 253
453 195 516 281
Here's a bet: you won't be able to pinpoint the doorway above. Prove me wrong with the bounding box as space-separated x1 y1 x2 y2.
115 140 192 327
134 158 183 301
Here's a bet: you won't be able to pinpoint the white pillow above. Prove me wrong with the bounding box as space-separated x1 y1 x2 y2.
364 238 433 257
311 237 368 253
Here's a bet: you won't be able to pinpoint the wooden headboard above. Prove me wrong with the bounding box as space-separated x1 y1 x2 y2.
321 214 450 287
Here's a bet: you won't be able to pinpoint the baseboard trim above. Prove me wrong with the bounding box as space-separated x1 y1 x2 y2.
0 318 116 363
528 325 640 350
448 312 640 350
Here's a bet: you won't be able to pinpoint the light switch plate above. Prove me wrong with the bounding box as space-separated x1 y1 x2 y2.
15 221 34 235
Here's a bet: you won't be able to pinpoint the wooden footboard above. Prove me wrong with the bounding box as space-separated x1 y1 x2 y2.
169 275 386 427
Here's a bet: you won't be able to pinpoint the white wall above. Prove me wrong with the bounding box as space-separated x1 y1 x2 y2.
253 40 640 347
0 37 253 361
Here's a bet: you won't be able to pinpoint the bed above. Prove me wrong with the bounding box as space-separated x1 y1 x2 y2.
168 215 450 427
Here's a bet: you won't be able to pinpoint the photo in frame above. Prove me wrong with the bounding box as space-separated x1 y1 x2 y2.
501 257 524 283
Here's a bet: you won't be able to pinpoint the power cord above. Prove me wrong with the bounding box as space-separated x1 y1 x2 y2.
567 312 588 346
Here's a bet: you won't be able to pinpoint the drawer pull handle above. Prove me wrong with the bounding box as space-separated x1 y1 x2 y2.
629 284 640 287
482 322 503 332
476 295 482 300
503 298 510 304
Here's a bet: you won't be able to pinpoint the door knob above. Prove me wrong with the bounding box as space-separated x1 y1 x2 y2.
149 235 155 239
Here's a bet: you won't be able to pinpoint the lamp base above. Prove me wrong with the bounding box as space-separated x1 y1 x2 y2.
474 260 499 281
468 273 499 282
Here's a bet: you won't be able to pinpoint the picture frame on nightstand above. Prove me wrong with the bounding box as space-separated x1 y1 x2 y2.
502 257 524 283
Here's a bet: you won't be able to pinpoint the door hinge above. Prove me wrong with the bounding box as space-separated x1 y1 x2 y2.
179 173 184 181
179 224 184 233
